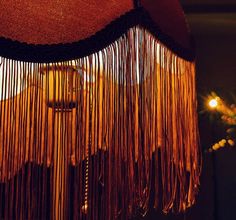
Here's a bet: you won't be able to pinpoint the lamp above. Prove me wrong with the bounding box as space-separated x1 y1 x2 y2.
0 0 201 219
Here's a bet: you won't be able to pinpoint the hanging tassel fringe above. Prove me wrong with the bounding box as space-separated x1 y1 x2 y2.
0 26 201 220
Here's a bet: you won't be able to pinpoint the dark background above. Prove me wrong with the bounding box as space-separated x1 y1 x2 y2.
143 0 236 219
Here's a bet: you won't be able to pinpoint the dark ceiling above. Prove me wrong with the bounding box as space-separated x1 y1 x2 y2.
181 0 236 36
179 0 236 90
181 0 236 6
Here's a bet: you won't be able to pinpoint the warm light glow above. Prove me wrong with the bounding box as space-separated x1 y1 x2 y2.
208 98 218 109
228 139 235 147
0 58 33 100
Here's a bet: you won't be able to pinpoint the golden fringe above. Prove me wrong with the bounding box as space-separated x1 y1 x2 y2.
0 26 201 220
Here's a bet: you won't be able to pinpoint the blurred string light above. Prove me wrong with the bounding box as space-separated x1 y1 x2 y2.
206 92 236 153
208 98 218 109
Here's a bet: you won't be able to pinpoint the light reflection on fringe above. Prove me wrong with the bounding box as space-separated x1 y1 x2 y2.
0 26 201 220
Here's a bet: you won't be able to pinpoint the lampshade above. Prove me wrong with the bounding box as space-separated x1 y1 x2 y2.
0 1 201 220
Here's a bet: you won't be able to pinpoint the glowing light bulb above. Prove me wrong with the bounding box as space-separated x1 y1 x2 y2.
228 139 235 147
208 98 218 109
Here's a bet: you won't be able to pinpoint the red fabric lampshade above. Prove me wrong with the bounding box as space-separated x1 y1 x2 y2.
0 0 194 61
0 1 201 220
